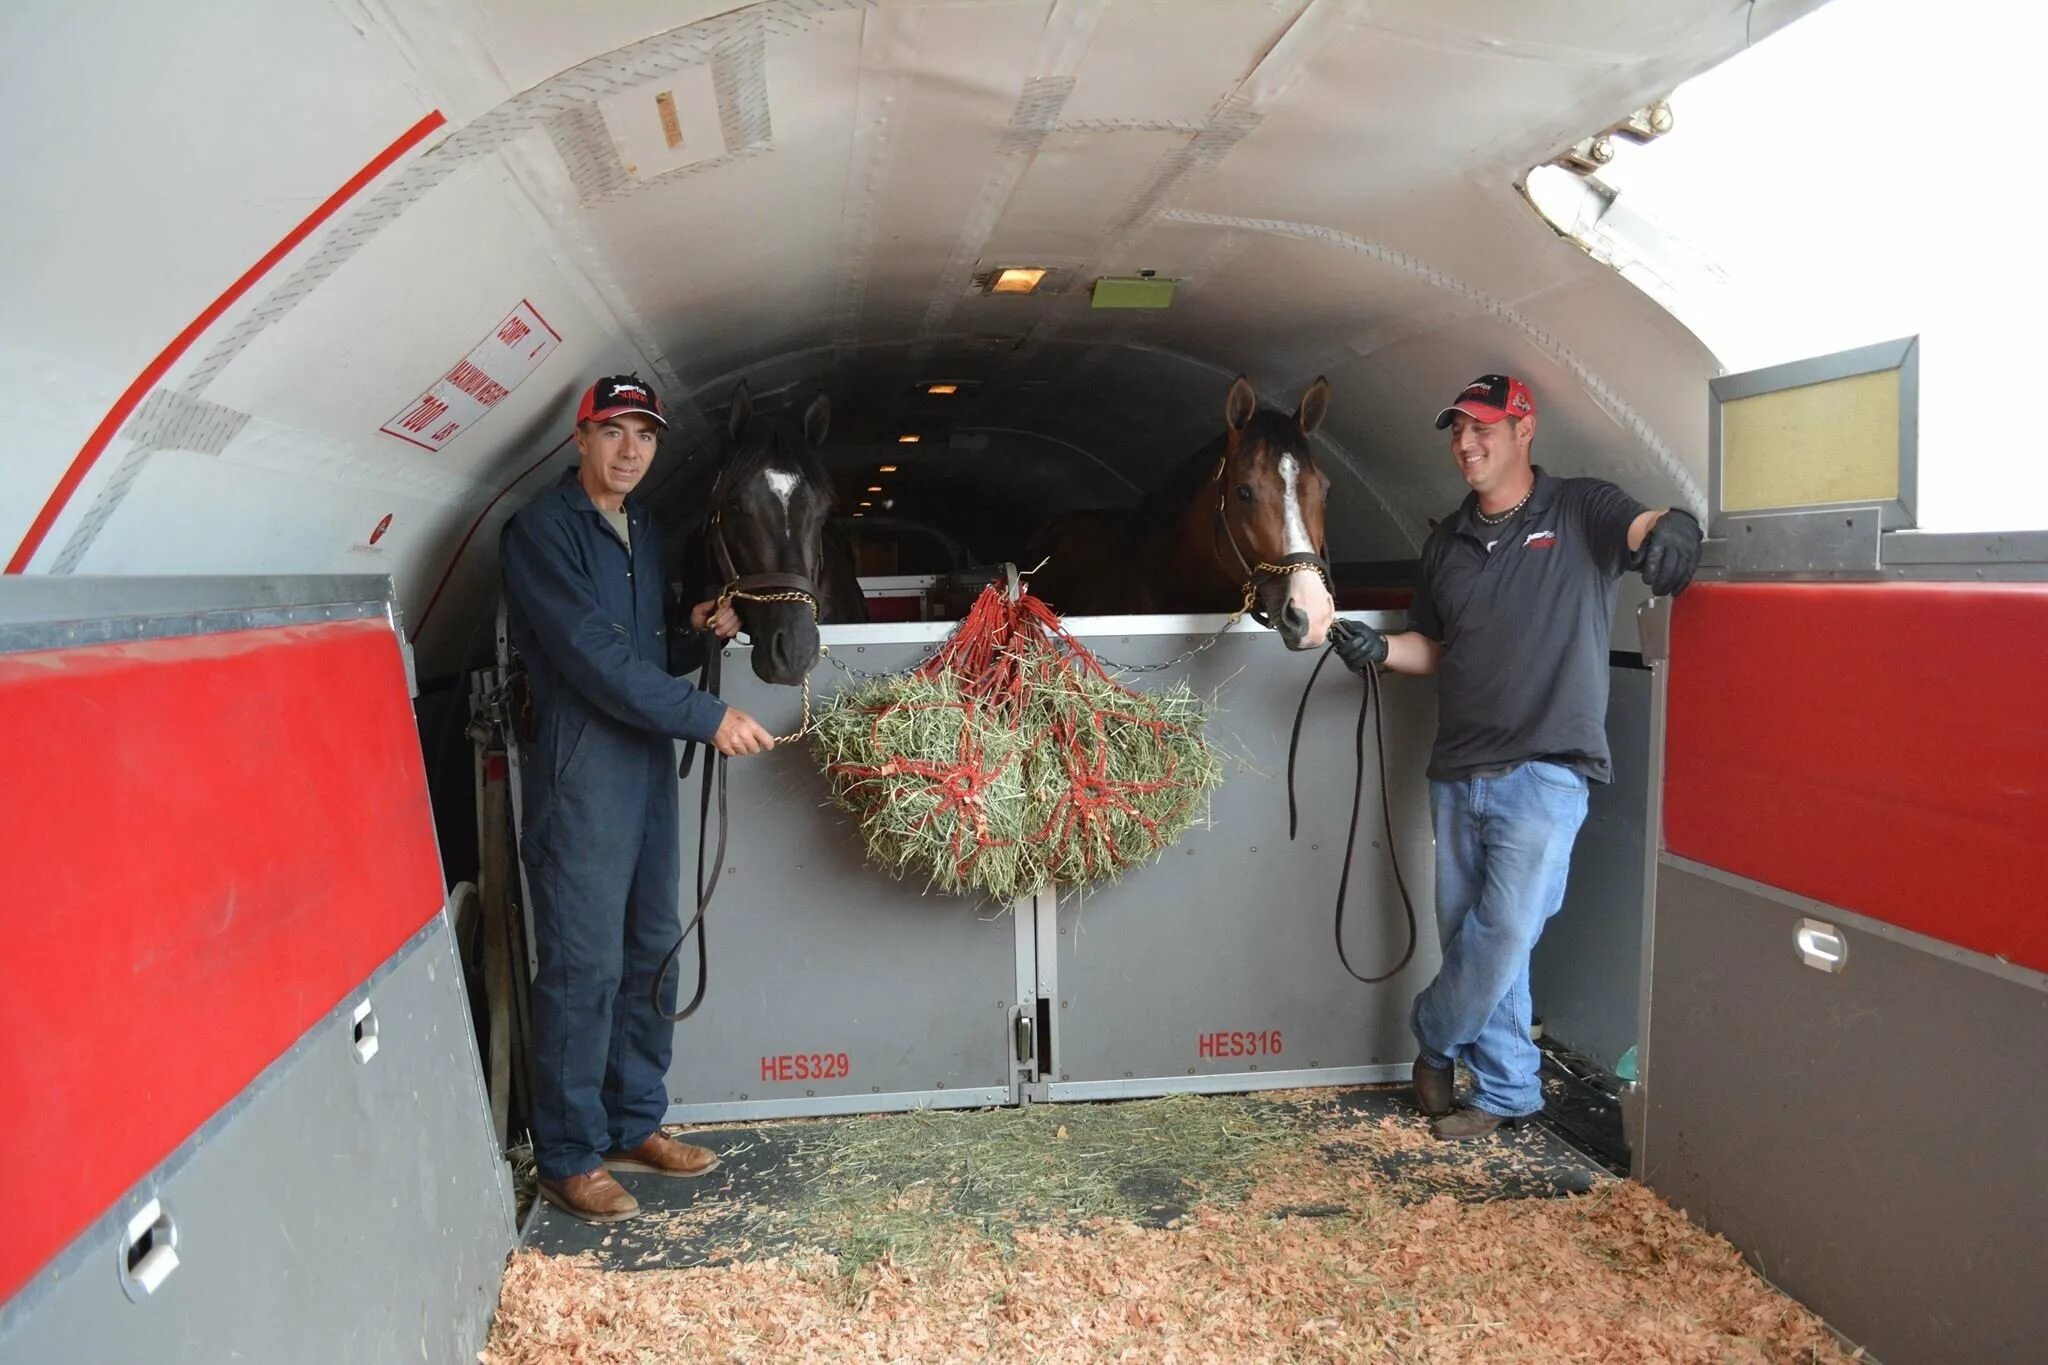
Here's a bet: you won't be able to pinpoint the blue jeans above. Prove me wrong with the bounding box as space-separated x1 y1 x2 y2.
1411 761 1589 1118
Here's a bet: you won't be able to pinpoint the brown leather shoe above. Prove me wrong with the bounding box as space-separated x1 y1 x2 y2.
1413 1055 1454 1118
1430 1106 1532 1142
605 1131 721 1178
537 1167 639 1222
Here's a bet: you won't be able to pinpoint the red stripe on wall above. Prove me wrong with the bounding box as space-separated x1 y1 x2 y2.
1665 581 2048 973
0 619 447 1303
4 109 447 575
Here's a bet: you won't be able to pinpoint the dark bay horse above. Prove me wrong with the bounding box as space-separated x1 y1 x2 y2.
1027 375 1337 650
685 381 865 684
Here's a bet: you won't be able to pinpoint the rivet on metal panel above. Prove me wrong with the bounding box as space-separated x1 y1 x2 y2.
1250 846 1258 853
1060 1000 1068 1009
806 1089 814 1097
871 1086 880 1093
1310 843 1320 851
740 1093 749 1100
727 867 737 875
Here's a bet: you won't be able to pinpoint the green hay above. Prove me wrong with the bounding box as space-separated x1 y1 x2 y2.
811 661 1223 901
739 1095 1299 1271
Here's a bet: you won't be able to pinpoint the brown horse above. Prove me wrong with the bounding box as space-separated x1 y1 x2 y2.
1027 375 1337 650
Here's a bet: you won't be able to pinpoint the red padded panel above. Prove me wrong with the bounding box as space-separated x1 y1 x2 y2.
0 619 445 1302
1665 581 2048 972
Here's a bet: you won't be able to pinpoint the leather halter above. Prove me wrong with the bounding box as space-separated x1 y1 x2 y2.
1209 450 1331 626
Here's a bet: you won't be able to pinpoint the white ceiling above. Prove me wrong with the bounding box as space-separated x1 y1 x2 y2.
0 0 1825 672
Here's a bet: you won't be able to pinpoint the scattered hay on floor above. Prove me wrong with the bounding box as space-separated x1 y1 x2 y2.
485 1096 1862 1364
741 1094 1298 1272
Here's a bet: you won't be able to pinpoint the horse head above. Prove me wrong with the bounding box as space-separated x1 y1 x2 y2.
709 380 836 685
1215 375 1336 650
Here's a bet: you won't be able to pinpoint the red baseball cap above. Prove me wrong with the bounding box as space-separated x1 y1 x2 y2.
575 374 667 428
1435 374 1535 429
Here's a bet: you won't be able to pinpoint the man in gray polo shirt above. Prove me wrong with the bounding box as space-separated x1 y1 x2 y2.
1331 374 1700 1139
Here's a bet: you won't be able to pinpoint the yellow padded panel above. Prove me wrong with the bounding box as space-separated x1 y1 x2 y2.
1721 368 1899 513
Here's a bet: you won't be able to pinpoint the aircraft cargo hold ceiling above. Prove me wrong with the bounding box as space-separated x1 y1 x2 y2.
1 0 1822 676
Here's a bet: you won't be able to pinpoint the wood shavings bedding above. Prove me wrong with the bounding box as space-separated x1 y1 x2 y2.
485 1096 1858 1363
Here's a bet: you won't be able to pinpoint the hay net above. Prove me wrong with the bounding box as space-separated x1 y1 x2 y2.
811 584 1222 901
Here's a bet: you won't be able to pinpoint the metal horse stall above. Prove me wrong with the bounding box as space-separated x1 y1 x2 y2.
504 611 1436 1126
0 576 517 1365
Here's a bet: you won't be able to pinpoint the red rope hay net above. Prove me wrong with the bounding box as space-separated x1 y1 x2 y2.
811 584 1222 900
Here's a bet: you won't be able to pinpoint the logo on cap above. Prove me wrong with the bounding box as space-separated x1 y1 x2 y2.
1434 373 1536 430
576 374 667 428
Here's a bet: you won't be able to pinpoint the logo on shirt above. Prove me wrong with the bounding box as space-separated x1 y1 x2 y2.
1524 529 1557 550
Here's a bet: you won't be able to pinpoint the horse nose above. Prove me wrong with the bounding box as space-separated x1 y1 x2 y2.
1281 602 1309 637
764 630 798 677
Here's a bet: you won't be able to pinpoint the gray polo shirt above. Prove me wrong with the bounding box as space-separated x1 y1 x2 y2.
1408 467 1646 784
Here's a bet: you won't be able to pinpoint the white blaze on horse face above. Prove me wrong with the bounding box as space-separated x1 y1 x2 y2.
1278 454 1334 645
763 467 800 536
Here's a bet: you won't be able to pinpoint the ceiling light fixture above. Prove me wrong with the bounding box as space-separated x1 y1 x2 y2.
866 485 883 493
989 267 1048 295
878 464 898 473
926 383 959 395
897 434 921 444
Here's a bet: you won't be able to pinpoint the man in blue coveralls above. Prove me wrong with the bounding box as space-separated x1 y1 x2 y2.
1331 375 1701 1140
502 375 776 1222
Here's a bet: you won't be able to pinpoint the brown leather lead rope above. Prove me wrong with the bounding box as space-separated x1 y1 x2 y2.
1287 642 1418 984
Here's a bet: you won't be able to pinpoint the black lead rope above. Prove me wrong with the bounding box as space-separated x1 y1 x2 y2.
653 642 724 1023
1287 644 1418 984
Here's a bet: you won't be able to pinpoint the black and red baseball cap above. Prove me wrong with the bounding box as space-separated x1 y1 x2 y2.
1434 374 1535 429
575 374 666 428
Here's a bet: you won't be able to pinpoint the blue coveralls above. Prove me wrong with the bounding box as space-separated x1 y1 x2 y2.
500 468 727 1180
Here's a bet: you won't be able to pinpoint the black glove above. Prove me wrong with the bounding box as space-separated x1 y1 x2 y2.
1329 618 1389 675
1637 508 1702 596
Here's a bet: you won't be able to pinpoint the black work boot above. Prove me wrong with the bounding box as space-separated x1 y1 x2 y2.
1413 1055 1454 1117
1430 1106 1531 1142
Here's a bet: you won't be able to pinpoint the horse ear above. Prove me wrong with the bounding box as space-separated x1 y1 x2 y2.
728 380 754 444
803 394 831 447
1225 375 1257 432
1297 376 1331 436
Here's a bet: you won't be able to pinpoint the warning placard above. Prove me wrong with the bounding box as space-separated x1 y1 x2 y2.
380 300 561 452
